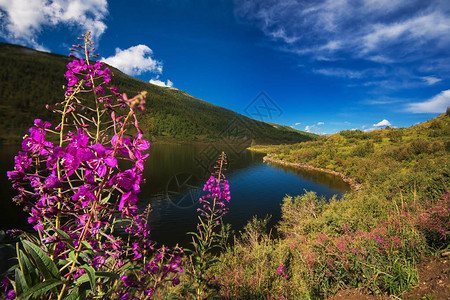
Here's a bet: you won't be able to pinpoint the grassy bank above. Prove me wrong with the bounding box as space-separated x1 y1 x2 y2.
202 113 449 298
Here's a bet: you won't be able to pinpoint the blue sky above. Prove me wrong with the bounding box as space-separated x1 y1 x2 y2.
1 0 450 134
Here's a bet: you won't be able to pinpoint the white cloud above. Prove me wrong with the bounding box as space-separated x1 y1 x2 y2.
406 89 450 113
420 76 442 86
317 122 324 125
102 45 163 76
150 77 174 88
294 122 301 126
234 1 450 65
373 119 392 127
0 0 108 47
304 124 326 135
314 68 365 79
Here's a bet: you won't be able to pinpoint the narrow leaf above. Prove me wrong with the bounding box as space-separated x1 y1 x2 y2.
55 229 74 248
75 274 90 285
69 250 79 264
22 240 59 280
18 249 38 287
18 278 62 300
95 271 120 280
14 268 27 297
81 264 96 291
64 287 79 300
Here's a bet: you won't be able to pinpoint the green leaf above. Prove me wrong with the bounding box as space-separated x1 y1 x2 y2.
18 249 38 287
78 251 92 263
112 218 131 225
68 250 79 264
77 282 91 299
55 229 74 248
64 287 80 300
81 264 96 291
81 240 93 250
100 192 111 204
14 268 27 297
22 240 59 280
95 271 120 280
18 278 62 300
74 274 90 285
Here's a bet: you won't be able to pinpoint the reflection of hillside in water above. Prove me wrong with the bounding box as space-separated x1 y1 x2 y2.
266 162 351 192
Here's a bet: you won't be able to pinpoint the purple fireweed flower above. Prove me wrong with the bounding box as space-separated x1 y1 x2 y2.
69 129 89 148
111 134 132 156
113 169 141 192
92 256 106 270
120 275 138 287
73 184 96 207
60 150 82 177
144 289 154 297
14 151 31 172
1 277 11 293
28 208 44 231
118 293 130 300
33 119 51 130
134 151 149 172
67 58 86 73
6 290 15 300
95 85 104 95
277 263 289 279
6 170 25 181
145 261 159 273
46 146 64 173
119 191 138 212
172 277 180 287
54 241 67 259
88 143 117 177
44 174 62 190
133 134 150 151
22 121 54 156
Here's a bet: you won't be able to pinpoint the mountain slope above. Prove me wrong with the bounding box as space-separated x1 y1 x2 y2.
0 43 317 144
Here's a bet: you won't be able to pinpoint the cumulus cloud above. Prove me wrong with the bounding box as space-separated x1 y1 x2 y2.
102 45 163 76
293 122 301 126
234 1 450 67
373 119 392 127
150 76 174 88
317 122 324 125
406 89 450 113
0 0 108 47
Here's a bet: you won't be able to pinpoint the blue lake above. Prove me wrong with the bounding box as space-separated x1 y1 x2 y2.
0 143 351 247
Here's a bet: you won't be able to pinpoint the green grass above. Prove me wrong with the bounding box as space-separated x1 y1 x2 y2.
209 113 450 299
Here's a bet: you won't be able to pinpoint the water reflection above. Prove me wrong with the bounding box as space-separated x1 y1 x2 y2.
0 144 351 248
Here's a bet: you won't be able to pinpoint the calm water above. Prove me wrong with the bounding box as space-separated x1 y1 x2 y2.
0 144 351 247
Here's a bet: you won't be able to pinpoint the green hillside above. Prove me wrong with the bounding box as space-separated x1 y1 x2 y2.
223 113 449 298
0 43 316 144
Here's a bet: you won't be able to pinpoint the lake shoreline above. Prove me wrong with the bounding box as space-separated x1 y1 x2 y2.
262 154 362 191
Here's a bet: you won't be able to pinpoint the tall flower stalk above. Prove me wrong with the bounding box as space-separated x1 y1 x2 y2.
186 152 231 299
4 32 182 299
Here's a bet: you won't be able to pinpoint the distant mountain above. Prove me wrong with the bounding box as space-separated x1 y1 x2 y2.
0 43 317 145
